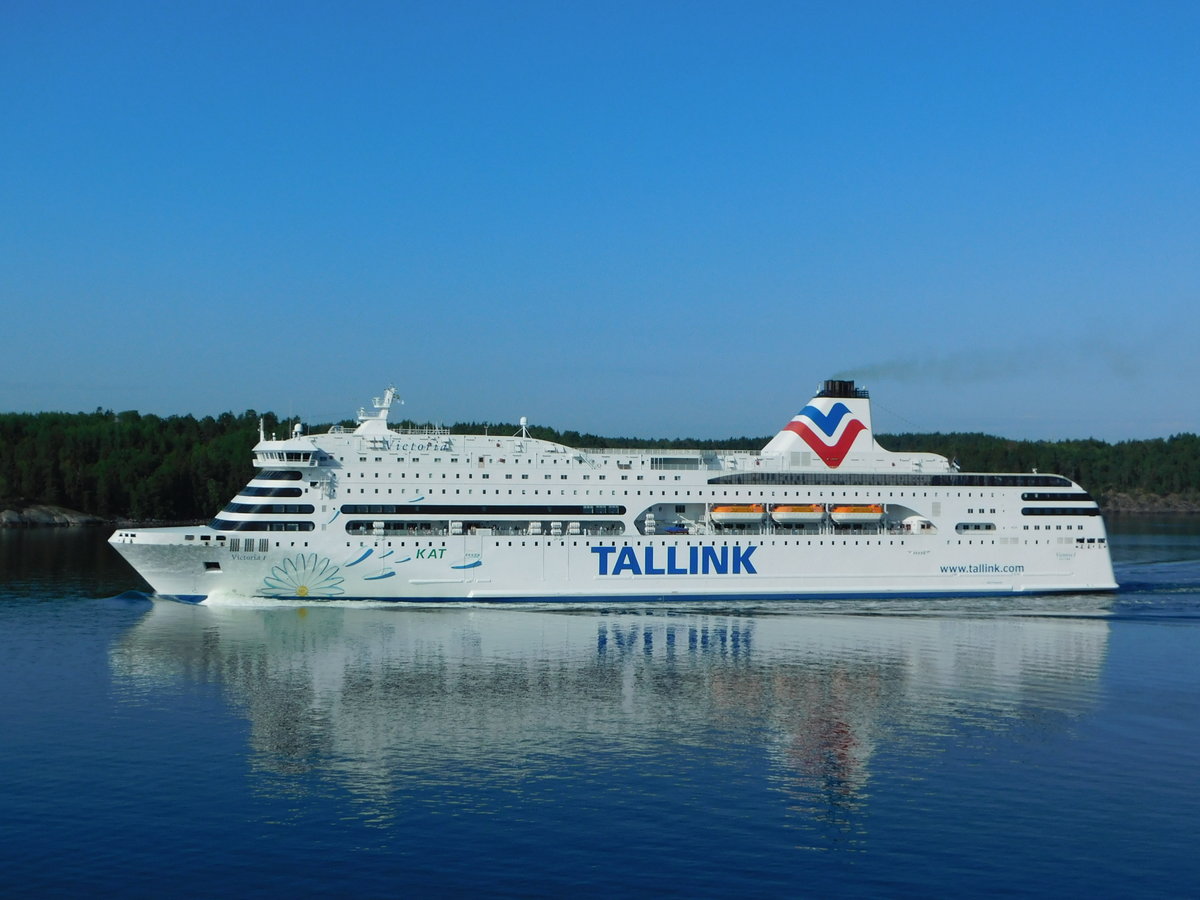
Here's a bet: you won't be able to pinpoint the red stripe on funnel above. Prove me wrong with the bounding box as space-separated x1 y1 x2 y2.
784 419 867 468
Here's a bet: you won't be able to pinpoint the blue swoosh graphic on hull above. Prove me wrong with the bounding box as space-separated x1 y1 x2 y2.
363 571 396 580
326 510 340 524
379 550 393 559
797 402 853 437
345 549 373 567
450 560 483 569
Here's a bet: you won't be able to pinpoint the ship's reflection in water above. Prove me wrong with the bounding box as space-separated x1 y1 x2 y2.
111 601 1108 842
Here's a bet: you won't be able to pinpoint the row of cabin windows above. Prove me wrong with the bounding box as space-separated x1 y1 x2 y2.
192 533 1103 553
327 488 1096 516
331 535 1105 549
269 472 1050 505
269 468 1078 493
326 486 1026 499
344 538 911 548
352 456 595 466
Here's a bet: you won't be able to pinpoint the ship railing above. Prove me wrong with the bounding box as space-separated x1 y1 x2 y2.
577 447 743 470
389 426 451 436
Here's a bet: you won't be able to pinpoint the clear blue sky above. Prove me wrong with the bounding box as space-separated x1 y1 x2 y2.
3 1 1197 442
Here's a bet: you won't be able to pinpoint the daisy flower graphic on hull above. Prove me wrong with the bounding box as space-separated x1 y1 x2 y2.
261 554 345 598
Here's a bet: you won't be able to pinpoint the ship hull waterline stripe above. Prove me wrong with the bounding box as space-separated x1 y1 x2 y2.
149 585 1118 605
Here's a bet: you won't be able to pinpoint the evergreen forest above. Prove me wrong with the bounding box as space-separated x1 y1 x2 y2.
0 409 1197 522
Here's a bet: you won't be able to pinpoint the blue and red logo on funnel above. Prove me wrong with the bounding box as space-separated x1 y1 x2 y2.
783 402 866 468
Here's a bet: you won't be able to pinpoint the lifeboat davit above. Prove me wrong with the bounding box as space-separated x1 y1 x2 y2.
710 504 765 525
830 504 884 524
771 504 826 524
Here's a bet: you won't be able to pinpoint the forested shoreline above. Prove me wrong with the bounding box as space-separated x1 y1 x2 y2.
1 409 1197 525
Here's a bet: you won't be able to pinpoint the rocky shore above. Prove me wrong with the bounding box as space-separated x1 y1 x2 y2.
0 501 105 528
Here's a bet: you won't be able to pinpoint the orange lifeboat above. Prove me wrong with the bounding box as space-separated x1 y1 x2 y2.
770 504 826 524
829 503 884 524
710 504 765 525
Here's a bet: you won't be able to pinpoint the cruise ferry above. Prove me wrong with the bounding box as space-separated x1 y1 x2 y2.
109 380 1118 602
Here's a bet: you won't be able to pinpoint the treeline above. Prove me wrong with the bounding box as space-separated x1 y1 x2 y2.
881 432 1200 501
0 409 277 521
1 410 1197 521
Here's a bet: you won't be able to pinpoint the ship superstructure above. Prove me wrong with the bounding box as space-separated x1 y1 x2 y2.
110 381 1118 601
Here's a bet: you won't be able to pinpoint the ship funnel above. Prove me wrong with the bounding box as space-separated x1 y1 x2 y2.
761 379 875 468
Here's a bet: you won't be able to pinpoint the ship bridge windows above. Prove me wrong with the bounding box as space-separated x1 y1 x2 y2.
255 470 304 481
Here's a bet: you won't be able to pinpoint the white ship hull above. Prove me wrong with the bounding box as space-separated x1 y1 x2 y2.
109 380 1119 602
112 525 1117 602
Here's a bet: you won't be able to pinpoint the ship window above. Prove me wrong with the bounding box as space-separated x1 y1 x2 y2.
241 486 304 498
1021 507 1101 517
204 562 221 571
209 519 315 532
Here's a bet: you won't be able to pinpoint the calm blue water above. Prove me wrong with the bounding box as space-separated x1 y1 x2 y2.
2 519 1198 897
